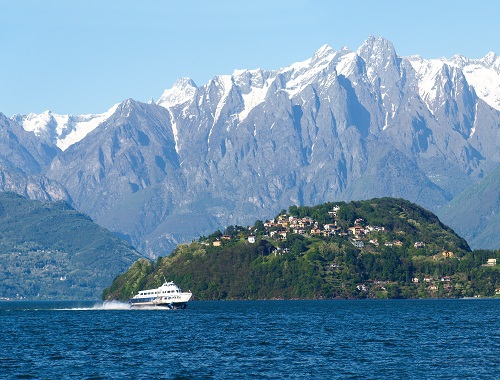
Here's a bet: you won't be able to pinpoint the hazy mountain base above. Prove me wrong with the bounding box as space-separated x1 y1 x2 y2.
103 198 500 301
437 165 500 249
0 192 143 299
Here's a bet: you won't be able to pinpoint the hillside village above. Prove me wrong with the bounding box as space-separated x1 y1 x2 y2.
206 205 436 254
200 203 499 297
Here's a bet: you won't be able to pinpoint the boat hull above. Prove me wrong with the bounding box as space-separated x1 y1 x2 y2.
130 301 188 309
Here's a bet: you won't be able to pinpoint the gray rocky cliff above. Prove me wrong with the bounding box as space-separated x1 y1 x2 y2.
0 114 70 202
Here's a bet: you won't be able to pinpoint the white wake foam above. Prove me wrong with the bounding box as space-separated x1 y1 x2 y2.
56 300 132 311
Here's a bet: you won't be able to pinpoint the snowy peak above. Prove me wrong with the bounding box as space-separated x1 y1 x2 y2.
14 110 59 139
232 68 270 94
450 54 470 67
153 36 499 137
411 59 463 115
449 52 499 72
482 52 499 71
231 68 275 122
156 77 197 109
457 53 500 110
13 105 118 151
357 36 399 70
285 44 336 77
223 45 339 122
409 51 500 111
275 44 340 98
311 44 336 64
335 51 361 78
15 36 496 155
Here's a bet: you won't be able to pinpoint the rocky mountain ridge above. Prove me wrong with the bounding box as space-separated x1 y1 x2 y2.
2 36 499 256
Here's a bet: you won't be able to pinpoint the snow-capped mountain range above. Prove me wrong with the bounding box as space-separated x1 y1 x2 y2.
2 36 499 255
14 38 500 151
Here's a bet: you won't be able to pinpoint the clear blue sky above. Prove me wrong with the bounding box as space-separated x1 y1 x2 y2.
1 0 498 117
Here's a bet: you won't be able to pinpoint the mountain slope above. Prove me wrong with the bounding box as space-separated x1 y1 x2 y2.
45 100 185 255
0 192 143 299
0 113 70 203
438 165 500 249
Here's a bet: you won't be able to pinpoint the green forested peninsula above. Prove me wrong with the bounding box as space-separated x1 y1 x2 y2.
103 198 500 300
0 192 143 299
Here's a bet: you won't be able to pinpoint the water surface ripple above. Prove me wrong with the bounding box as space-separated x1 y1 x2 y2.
1 299 499 379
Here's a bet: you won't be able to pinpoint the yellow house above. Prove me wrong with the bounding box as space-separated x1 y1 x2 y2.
442 250 454 258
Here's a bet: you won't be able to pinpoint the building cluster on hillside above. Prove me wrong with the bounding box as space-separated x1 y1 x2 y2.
260 206 412 250
263 206 358 240
203 206 500 298
355 258 499 296
208 205 434 251
264 211 341 239
355 274 458 296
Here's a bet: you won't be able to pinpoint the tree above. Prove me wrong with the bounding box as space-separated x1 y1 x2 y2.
254 220 265 234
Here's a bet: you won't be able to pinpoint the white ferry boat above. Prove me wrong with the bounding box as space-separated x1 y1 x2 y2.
129 281 192 309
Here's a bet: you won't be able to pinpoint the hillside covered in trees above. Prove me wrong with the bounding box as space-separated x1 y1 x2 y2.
103 198 500 301
0 192 143 299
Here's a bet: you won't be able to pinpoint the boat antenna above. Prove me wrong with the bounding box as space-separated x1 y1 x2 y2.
163 274 167 283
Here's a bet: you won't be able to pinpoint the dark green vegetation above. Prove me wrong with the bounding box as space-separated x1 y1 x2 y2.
103 198 500 301
0 192 143 299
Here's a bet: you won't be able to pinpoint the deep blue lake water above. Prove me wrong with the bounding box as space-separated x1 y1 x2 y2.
1 299 499 379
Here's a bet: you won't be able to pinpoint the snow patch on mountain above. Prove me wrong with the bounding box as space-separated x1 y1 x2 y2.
213 75 233 125
470 102 478 138
57 104 119 151
157 77 197 109
408 57 444 114
408 53 500 112
165 107 180 154
239 84 269 121
336 51 358 77
461 61 500 110
17 104 119 151
282 44 337 97
448 52 500 111
237 72 274 122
